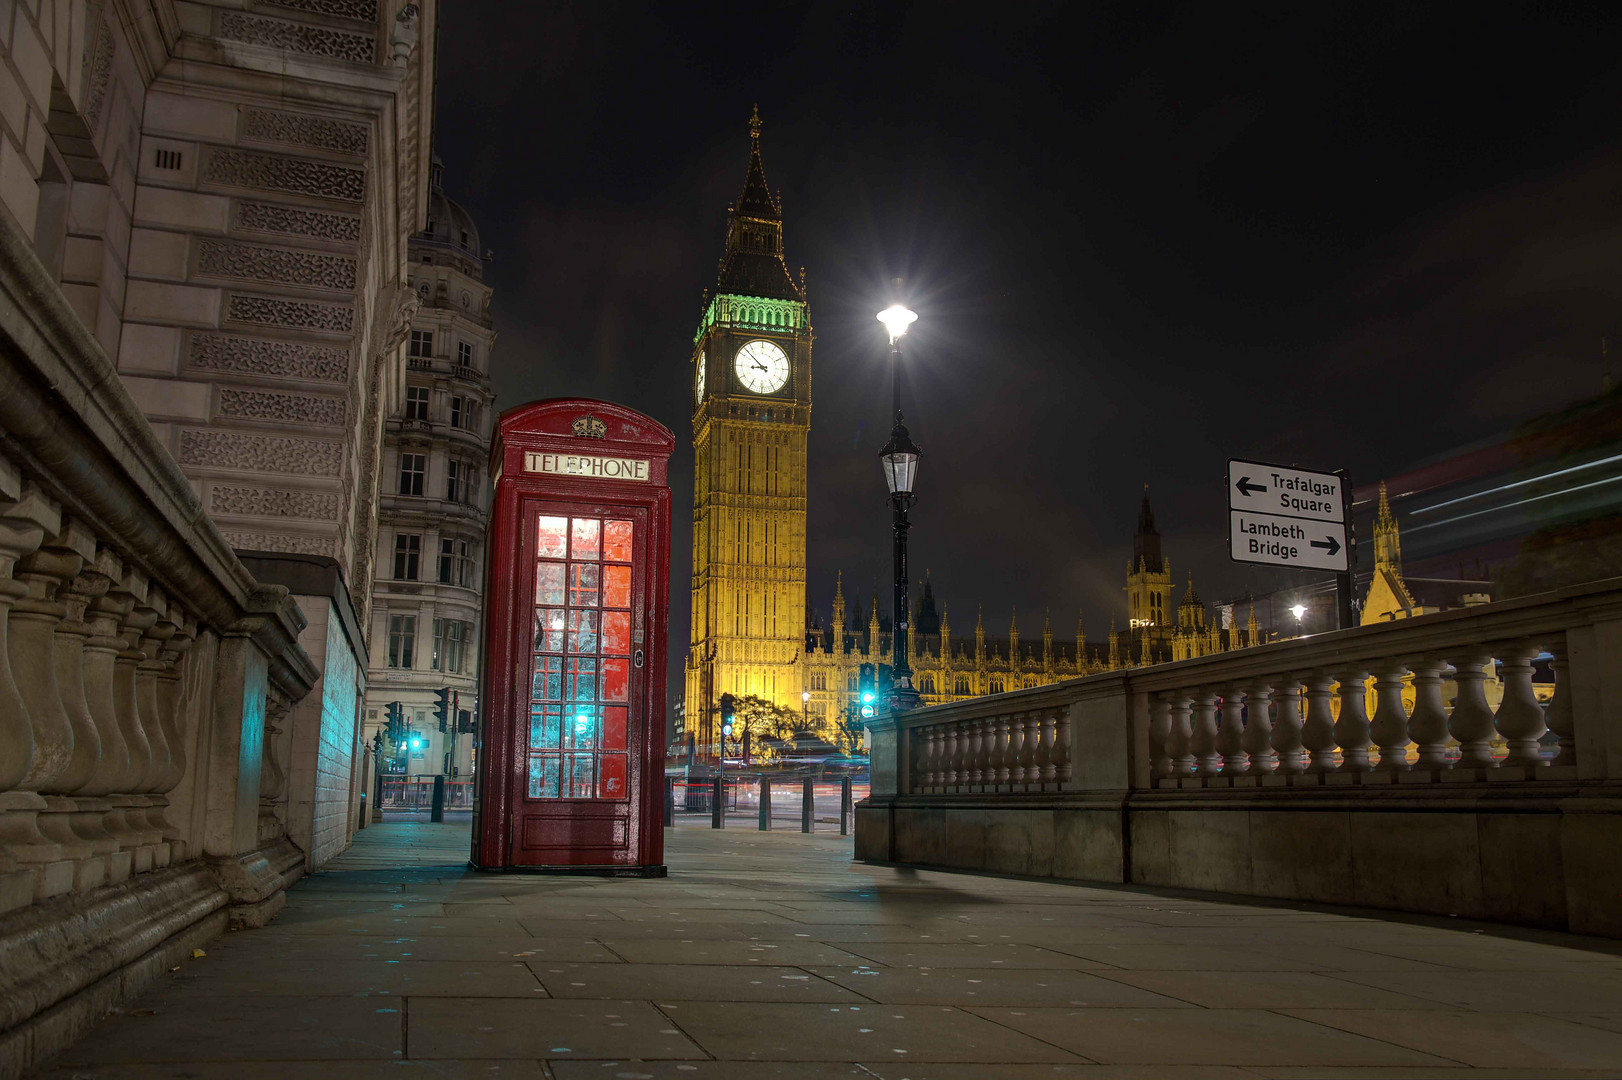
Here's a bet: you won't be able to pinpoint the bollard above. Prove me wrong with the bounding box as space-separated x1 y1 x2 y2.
356 790 366 831
664 776 675 827
712 775 724 829
759 776 771 830
430 774 446 823
840 775 852 836
801 776 814 833
372 767 384 823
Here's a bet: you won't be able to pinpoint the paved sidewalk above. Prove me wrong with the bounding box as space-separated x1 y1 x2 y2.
30 822 1622 1079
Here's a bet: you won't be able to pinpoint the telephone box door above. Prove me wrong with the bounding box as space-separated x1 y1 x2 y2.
513 501 649 865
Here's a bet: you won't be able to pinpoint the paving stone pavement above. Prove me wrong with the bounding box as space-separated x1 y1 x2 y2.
29 820 1622 1079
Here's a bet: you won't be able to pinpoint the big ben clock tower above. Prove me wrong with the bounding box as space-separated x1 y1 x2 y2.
686 108 812 753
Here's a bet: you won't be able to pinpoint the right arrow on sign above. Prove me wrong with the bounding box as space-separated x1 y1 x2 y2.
1235 476 1267 497
1310 535 1341 556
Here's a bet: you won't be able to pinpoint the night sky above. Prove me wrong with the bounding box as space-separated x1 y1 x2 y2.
435 3 1622 685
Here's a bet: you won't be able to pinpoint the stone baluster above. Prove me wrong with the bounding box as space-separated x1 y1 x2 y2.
1018 713 1040 787
1052 706 1072 784
1370 660 1413 772
1271 677 1305 775
136 589 178 850
1218 688 1249 774
962 720 981 786
1545 641 1574 767
1493 641 1547 768
1333 668 1373 772
977 718 997 789
260 688 291 838
1167 691 1194 775
992 714 1014 787
0 483 57 793
1149 693 1172 778
1243 681 1275 775
1190 688 1221 776
108 570 162 857
941 722 959 788
1038 710 1057 786
53 541 122 872
1407 660 1453 769
1301 672 1339 773
78 550 132 800
1448 653 1497 768
929 725 945 790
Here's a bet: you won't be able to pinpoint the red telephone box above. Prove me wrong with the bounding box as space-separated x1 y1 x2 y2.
471 399 673 874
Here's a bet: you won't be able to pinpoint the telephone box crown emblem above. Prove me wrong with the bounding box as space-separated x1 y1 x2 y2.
571 414 607 439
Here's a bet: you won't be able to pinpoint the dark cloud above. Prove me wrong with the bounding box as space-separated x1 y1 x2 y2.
435 2 1622 687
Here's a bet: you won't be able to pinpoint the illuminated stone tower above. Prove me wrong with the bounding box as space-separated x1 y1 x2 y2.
686 108 812 750
1127 487 1172 629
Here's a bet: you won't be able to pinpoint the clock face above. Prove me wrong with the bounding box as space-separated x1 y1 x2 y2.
735 339 789 394
695 351 706 402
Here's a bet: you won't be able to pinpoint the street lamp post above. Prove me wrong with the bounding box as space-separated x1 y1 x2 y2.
877 305 922 713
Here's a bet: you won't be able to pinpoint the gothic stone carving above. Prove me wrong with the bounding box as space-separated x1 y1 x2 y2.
177 430 341 477
218 388 346 427
217 12 375 64
211 486 340 520
226 294 355 334
203 148 365 203
234 201 362 246
219 530 333 557
85 23 114 127
242 109 369 157
262 0 378 21
189 332 349 383
198 239 358 292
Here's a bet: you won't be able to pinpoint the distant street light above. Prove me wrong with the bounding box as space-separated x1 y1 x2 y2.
1291 603 1307 621
877 305 922 712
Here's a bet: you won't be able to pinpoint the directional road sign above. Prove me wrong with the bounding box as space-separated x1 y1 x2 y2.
1227 459 1349 572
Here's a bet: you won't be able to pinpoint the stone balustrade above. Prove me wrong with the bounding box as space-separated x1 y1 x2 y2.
859 578 1622 937
0 212 318 1071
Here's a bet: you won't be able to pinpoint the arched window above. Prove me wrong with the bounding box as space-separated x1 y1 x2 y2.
990 678 1004 694
955 676 970 695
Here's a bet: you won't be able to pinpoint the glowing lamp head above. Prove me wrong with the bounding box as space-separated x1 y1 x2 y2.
876 305 918 343
1291 604 1307 621
802 690 810 702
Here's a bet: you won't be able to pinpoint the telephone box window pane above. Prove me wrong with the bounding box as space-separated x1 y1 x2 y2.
601 706 627 751
600 657 629 702
529 706 561 749
603 564 631 609
563 705 597 749
534 609 565 652
566 754 595 798
566 656 597 701
567 609 599 654
528 755 561 798
535 562 565 605
599 754 627 798
568 564 600 607
531 655 562 701
536 516 568 558
600 610 630 656
603 520 633 562
570 518 600 560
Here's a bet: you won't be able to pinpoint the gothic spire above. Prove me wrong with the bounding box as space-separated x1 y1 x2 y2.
1133 484 1164 574
716 106 800 300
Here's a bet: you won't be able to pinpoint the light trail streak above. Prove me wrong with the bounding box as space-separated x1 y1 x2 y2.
1405 473 1622 533
1410 453 1622 516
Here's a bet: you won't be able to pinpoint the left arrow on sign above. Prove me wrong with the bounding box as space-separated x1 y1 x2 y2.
1235 476 1267 497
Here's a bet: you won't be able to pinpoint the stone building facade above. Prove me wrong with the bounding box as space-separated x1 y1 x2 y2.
0 0 436 1068
362 157 494 781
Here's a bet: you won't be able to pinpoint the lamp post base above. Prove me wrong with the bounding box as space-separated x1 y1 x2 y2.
888 685 923 713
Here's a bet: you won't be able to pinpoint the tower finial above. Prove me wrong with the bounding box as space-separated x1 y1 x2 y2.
749 104 762 139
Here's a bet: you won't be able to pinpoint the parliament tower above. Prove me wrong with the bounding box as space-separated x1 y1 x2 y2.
685 109 812 752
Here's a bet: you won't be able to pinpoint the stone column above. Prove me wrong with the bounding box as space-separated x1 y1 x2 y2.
1301 672 1338 773
1369 661 1413 772
1449 654 1497 768
1190 688 1221 776
1408 659 1452 769
1218 688 1249 775
1242 681 1275 775
203 632 269 860
1270 677 1305 775
1493 641 1548 768
1333 668 1373 773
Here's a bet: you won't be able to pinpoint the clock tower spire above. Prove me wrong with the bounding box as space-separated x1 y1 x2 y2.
686 109 814 755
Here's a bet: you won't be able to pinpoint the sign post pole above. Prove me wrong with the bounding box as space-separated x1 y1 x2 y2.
1336 469 1355 630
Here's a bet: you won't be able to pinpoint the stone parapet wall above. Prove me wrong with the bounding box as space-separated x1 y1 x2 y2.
859 578 1622 938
